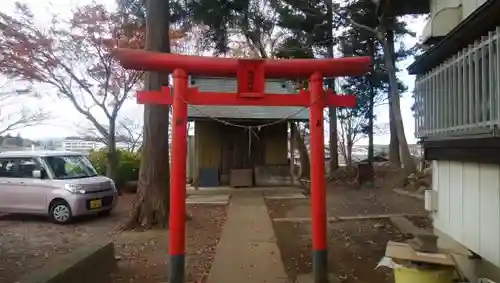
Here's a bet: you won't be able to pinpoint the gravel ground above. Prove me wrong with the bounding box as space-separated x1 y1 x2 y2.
0 194 227 283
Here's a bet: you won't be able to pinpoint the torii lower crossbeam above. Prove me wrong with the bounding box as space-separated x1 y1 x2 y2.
113 49 371 283
136 86 357 107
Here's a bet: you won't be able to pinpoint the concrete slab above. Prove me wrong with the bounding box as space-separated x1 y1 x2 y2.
393 188 424 200
187 185 232 191
337 213 423 221
273 217 339 223
264 193 307 200
186 194 230 205
207 194 288 283
389 216 432 237
295 273 341 283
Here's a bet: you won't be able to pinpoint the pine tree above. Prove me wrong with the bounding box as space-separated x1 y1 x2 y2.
339 0 415 172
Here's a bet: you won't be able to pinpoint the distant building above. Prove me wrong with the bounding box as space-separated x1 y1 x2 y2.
55 138 130 153
57 139 104 152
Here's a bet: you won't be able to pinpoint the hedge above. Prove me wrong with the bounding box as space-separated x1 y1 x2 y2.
88 149 140 187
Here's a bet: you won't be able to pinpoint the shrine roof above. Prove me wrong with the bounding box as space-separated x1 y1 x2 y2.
186 76 308 120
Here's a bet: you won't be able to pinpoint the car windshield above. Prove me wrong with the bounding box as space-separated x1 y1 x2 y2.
43 155 98 179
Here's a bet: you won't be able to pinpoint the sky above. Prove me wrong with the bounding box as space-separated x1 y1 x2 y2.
2 0 424 144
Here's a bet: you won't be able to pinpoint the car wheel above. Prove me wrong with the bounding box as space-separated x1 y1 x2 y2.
49 200 72 224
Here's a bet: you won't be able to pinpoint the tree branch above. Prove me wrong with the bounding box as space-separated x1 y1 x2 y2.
0 108 51 136
328 2 384 41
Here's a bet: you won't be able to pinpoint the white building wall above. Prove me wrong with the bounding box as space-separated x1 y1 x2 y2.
432 160 500 268
423 0 490 41
430 0 461 14
462 0 488 20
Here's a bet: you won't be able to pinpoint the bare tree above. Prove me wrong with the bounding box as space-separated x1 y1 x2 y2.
0 81 50 136
117 117 143 152
337 107 388 164
337 108 365 165
76 117 143 153
332 2 417 174
0 3 142 180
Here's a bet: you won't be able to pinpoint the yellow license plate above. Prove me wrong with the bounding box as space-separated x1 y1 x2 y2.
89 199 102 209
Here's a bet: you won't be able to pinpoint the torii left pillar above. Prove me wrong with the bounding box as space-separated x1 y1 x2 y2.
308 72 328 282
112 48 371 283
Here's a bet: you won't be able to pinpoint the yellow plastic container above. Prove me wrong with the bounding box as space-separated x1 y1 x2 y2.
393 266 454 283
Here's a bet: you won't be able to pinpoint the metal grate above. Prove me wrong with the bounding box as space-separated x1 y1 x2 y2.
414 26 500 139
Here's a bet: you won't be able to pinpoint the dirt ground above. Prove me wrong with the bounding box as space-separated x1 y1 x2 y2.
267 183 429 283
0 194 227 283
273 219 407 283
267 185 427 219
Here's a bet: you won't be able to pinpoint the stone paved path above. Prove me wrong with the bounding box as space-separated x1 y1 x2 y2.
207 191 288 283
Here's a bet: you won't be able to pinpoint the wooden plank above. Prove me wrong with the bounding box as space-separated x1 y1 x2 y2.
272 213 423 223
385 241 456 266
393 188 424 200
390 216 430 237
337 213 423 221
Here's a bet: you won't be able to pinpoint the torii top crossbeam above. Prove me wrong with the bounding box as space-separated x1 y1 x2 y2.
113 48 372 108
113 48 371 79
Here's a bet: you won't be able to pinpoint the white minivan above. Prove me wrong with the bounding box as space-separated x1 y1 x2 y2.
0 150 118 224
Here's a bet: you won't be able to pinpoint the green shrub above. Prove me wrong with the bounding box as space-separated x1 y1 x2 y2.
88 149 107 175
88 149 140 186
117 150 140 184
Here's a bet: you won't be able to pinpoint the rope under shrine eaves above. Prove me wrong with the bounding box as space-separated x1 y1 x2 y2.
180 91 327 158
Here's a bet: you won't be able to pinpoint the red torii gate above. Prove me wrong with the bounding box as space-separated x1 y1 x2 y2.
113 48 371 283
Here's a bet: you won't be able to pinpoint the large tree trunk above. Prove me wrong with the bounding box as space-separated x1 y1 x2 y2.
386 28 401 166
326 0 338 175
389 106 400 164
346 139 353 166
291 122 310 179
124 0 171 230
367 39 375 165
107 119 120 194
383 28 416 175
329 108 338 172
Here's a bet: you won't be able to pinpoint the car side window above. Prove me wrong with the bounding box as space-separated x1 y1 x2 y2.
16 158 40 178
0 158 16 178
0 158 41 178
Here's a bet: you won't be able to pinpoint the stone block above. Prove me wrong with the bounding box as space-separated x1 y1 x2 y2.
19 240 116 283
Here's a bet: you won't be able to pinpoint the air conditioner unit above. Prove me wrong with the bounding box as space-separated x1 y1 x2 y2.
425 190 438 212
